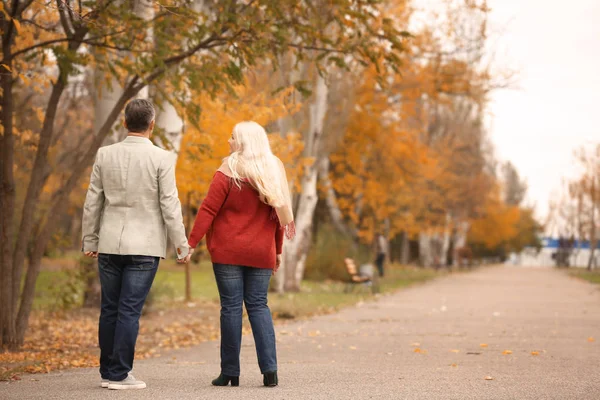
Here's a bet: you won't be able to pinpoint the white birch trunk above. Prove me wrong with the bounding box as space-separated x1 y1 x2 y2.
155 101 184 152
94 0 153 142
283 73 328 291
419 231 433 267
440 214 452 266
151 0 207 153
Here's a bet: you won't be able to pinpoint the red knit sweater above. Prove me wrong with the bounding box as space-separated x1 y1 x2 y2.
188 171 284 270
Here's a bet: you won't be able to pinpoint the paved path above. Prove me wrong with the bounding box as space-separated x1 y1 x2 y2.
3 266 600 399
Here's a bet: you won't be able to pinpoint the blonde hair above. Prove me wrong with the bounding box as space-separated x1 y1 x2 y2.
227 121 286 208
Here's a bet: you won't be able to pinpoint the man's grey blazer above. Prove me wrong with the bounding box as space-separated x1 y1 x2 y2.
81 136 189 259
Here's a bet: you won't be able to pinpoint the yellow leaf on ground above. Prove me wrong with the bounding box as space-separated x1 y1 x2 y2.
450 349 460 353
480 343 488 348
502 350 513 355
484 376 494 381
588 337 595 343
450 363 458 367
414 348 422 353
349 346 357 350
531 351 540 356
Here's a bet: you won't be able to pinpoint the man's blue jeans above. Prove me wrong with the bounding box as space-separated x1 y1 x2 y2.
213 264 277 376
98 254 158 381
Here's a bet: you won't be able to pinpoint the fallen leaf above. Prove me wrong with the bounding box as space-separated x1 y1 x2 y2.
450 363 458 367
450 349 460 353
414 348 422 353
349 346 357 350
502 350 513 355
531 351 540 356
588 337 595 343
484 376 494 381
480 343 488 348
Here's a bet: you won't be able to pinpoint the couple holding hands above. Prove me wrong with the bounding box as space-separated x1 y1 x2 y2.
82 99 294 390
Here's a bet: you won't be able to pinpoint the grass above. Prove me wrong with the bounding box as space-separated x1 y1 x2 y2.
569 269 600 285
34 257 442 319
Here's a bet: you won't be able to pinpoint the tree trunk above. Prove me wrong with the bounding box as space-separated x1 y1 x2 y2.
283 73 328 292
418 232 432 267
318 157 357 241
1 58 17 348
12 73 68 317
400 231 410 265
184 192 193 301
587 179 596 270
283 164 319 292
440 214 452 267
16 81 138 343
155 101 185 152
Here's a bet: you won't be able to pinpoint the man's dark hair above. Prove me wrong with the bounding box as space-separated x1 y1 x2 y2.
124 99 155 133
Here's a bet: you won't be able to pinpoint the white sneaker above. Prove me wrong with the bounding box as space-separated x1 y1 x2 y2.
101 379 109 388
107 374 146 390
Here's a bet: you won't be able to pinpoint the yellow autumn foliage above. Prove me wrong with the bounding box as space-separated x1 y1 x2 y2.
175 72 304 205
469 186 521 249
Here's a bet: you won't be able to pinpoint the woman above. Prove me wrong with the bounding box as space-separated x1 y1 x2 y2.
187 121 295 387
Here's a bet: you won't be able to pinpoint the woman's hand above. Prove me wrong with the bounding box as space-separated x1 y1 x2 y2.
274 254 282 273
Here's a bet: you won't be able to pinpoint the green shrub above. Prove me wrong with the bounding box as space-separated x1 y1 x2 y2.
304 223 372 281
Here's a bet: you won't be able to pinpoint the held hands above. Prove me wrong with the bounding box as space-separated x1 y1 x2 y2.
177 247 194 264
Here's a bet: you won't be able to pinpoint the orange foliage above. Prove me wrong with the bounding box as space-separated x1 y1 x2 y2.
469 186 521 249
176 72 304 205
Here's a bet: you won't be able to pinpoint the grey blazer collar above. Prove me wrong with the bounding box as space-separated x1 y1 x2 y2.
123 136 153 145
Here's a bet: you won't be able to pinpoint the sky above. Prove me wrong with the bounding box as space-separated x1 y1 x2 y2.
484 0 600 222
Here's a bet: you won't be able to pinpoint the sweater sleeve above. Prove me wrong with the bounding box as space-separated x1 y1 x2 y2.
275 225 284 255
188 172 230 249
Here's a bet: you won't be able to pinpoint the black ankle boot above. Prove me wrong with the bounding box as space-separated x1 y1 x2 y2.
263 371 278 387
212 374 239 387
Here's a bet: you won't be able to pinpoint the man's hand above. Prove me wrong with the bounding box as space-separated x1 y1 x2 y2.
84 251 98 258
274 254 282 273
177 247 194 264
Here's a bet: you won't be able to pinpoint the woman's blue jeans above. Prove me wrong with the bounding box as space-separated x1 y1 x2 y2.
213 263 277 376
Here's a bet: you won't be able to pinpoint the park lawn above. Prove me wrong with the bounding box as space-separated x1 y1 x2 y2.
2 259 441 381
569 269 600 285
34 258 441 316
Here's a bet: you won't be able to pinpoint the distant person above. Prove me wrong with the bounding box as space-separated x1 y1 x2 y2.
374 232 388 277
183 121 294 388
81 99 190 390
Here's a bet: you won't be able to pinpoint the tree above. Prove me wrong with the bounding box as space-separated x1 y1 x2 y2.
568 144 600 270
502 161 527 206
1 0 407 348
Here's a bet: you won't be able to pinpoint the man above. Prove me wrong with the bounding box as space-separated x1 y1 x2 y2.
374 232 388 277
82 99 192 390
